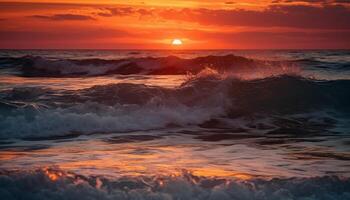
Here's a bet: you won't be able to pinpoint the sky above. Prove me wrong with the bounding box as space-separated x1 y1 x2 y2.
0 0 350 49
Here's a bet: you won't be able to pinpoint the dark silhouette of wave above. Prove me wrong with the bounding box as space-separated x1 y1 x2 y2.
0 54 296 77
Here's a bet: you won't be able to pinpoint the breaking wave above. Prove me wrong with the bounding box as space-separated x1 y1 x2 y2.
0 54 299 77
0 168 349 200
0 74 349 139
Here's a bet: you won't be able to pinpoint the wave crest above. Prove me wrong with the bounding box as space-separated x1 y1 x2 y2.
0 54 299 78
0 75 349 138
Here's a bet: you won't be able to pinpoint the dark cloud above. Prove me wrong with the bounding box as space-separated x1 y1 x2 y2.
156 4 350 30
0 28 132 49
272 0 328 3
97 7 153 17
97 7 134 17
334 0 350 3
0 2 92 13
93 4 350 30
32 14 95 21
0 28 129 42
3 2 349 30
272 0 350 4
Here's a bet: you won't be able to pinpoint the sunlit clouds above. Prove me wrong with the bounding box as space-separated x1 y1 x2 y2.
0 0 349 49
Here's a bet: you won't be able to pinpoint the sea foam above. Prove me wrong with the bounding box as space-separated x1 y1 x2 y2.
0 169 349 200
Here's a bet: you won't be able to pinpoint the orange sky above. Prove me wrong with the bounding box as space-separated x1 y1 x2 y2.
0 0 349 49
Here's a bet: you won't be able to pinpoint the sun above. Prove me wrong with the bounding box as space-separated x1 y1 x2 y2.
171 39 183 46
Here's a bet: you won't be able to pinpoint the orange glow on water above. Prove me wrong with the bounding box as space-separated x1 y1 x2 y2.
0 135 348 181
0 75 186 90
44 168 63 181
0 140 258 180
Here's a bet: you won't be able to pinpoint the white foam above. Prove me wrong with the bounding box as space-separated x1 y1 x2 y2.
0 99 226 138
0 169 349 200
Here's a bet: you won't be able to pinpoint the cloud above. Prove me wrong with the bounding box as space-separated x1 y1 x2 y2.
4 2 349 30
0 27 134 49
155 4 350 30
96 7 154 17
1 1 350 49
32 14 95 21
92 4 350 30
272 0 350 4
97 7 135 17
334 0 350 4
0 28 130 41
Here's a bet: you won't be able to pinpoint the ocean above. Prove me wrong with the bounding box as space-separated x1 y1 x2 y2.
0 50 349 199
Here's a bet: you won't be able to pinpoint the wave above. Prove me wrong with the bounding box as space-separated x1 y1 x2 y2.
0 76 228 138
0 54 299 77
0 168 349 200
0 75 349 139
291 57 350 69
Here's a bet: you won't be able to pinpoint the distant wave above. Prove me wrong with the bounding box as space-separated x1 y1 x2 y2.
0 54 299 77
1 75 349 139
291 58 350 69
0 168 349 200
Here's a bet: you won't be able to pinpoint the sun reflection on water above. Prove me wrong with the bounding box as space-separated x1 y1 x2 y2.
44 168 63 181
0 139 256 180
1 131 349 180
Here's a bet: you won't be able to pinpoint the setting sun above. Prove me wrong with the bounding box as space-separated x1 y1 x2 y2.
172 39 183 46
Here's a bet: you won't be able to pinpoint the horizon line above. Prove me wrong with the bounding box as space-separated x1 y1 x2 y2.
1 48 350 51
